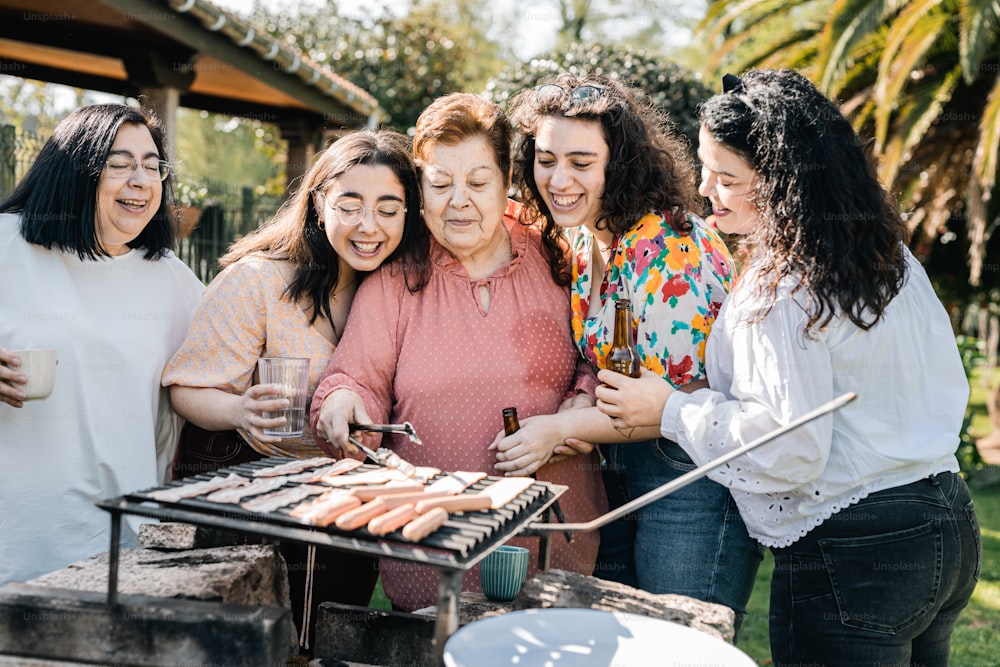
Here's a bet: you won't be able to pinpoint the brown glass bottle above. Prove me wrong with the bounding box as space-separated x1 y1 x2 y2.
502 407 520 435
607 298 641 378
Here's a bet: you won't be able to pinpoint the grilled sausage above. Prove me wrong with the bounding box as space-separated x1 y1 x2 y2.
367 503 419 536
414 494 492 514
401 507 449 542
335 498 391 531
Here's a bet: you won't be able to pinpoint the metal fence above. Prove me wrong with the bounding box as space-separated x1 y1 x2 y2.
0 123 282 284
176 181 283 283
0 123 47 198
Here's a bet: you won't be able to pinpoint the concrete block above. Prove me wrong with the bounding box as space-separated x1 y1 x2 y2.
513 569 736 642
27 544 290 609
138 522 244 550
313 603 437 667
0 584 292 666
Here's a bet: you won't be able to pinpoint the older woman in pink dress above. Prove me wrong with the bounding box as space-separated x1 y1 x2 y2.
311 93 607 612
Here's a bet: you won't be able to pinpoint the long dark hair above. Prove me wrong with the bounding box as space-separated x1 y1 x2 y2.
699 69 908 333
220 129 430 325
508 73 701 286
0 104 176 260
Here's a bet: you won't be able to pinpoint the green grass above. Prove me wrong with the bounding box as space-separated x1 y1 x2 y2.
967 366 999 440
369 577 390 610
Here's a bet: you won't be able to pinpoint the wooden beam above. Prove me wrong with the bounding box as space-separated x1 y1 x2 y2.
98 0 363 123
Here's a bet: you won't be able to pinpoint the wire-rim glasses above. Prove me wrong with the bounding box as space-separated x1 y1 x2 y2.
104 157 172 181
535 83 606 107
315 192 406 228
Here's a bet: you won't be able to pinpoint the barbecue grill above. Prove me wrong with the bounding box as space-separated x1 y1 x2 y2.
96 392 856 666
96 459 567 665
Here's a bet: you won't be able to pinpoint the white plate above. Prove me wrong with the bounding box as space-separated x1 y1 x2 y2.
444 608 757 667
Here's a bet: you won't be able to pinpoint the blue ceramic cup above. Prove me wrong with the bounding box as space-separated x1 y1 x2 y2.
480 545 530 602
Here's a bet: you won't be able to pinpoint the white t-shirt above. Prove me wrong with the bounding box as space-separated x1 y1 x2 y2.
661 247 967 548
0 213 204 584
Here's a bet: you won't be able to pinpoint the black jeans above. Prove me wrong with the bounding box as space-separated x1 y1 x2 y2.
769 472 981 667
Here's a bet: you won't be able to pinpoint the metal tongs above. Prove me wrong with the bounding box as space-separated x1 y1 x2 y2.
350 421 423 445
348 421 422 477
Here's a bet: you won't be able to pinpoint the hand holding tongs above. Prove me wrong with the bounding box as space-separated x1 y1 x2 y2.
347 421 422 477
347 435 418 477
350 421 423 445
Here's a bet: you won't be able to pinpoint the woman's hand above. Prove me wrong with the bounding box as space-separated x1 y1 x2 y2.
596 367 675 429
236 383 290 444
490 413 569 477
551 392 597 461
551 437 596 461
0 348 27 408
557 391 595 412
313 388 372 458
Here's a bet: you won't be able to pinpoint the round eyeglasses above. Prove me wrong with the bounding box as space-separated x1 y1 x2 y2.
104 157 172 181
315 192 406 228
535 83 606 106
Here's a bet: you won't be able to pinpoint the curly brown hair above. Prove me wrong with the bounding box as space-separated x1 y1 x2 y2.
508 73 701 285
699 69 909 334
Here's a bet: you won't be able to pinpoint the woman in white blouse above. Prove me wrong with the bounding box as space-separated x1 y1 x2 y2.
597 69 981 666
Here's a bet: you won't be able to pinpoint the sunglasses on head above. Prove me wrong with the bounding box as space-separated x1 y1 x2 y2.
535 83 606 106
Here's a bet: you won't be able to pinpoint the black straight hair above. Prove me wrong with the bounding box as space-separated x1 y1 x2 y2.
0 103 176 260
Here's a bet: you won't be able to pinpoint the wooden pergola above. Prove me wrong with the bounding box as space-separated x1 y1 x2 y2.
0 0 384 190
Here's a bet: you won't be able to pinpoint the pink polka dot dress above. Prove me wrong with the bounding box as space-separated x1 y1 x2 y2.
311 210 608 611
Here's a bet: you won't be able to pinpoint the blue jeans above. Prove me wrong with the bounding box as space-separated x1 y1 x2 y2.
770 471 981 666
596 439 763 623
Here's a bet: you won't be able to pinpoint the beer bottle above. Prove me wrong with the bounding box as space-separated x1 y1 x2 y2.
501 407 535 479
502 407 521 435
607 298 641 378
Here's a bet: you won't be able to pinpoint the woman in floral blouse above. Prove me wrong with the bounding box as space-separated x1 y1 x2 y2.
498 73 762 628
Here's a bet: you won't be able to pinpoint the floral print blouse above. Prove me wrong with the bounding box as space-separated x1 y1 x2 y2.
569 210 735 387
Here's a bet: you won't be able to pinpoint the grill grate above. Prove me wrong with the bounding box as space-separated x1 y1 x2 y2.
106 457 565 567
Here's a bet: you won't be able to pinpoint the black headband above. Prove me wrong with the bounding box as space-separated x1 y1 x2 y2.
722 73 744 93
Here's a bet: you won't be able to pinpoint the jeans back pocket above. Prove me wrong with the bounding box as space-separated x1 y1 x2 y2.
818 519 943 634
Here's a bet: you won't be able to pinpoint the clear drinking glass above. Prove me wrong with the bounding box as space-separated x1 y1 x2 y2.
256 357 310 437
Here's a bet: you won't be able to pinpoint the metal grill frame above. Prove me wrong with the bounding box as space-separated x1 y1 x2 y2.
96 458 568 665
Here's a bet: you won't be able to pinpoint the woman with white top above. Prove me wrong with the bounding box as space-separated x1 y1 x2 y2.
597 69 981 666
0 104 204 584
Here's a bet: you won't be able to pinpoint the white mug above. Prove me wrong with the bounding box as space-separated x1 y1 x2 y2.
11 349 57 400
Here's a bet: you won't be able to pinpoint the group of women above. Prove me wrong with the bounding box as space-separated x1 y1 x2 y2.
0 68 980 666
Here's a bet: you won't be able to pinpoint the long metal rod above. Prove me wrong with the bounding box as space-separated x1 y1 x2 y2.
528 392 856 534
106 511 121 607
432 569 463 666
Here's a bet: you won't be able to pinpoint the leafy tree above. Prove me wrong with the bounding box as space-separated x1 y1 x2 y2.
546 0 705 55
484 41 713 151
248 0 506 131
694 0 1000 294
0 76 92 135
173 109 287 203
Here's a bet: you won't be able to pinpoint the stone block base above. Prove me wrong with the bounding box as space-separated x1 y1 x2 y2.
0 584 292 666
312 569 736 666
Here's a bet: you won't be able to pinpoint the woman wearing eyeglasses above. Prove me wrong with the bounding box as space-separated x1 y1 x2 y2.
498 74 762 625
161 130 429 641
0 104 204 584
311 93 607 612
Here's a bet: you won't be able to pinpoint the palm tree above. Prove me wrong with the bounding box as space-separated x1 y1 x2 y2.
695 0 1000 289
